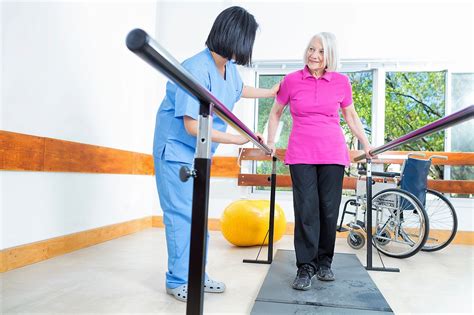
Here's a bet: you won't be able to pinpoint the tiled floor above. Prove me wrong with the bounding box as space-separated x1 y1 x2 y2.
1 228 473 314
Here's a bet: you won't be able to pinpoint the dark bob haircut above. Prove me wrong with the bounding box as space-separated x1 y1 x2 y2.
205 6 258 66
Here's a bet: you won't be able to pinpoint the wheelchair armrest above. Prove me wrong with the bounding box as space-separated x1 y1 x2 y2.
357 170 400 178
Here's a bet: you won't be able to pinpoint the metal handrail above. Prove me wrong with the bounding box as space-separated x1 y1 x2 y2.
355 105 474 162
125 28 272 156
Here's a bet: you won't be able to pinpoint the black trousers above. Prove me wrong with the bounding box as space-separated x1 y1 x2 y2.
289 164 345 270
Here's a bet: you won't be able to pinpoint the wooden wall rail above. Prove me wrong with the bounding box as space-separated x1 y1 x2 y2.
0 131 154 174
238 148 474 194
1 131 472 193
0 131 238 177
238 174 472 194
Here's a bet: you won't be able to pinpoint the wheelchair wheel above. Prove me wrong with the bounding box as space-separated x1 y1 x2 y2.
374 228 391 246
422 189 458 252
368 188 429 259
347 231 365 249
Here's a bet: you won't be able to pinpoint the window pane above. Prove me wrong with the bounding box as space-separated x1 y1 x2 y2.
450 73 474 197
342 72 373 177
342 72 373 148
256 75 290 189
385 71 446 179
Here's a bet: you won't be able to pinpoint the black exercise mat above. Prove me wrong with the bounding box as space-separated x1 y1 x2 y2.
251 250 393 314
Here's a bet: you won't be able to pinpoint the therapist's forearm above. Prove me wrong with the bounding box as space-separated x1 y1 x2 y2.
241 85 274 98
184 117 245 144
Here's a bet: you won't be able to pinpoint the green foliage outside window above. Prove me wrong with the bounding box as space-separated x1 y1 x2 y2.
385 72 446 179
450 73 474 196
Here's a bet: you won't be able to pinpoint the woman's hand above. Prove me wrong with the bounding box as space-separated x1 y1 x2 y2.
363 145 377 159
266 142 276 156
255 132 265 144
269 82 280 97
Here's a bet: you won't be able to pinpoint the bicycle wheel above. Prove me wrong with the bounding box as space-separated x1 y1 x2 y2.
422 189 458 252
368 188 429 259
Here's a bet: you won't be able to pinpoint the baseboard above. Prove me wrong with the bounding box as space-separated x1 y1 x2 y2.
152 215 221 230
1 215 472 274
0 251 6 273
0 216 152 273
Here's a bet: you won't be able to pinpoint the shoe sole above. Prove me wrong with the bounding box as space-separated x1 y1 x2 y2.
204 287 225 293
292 275 315 290
317 274 335 281
166 287 187 302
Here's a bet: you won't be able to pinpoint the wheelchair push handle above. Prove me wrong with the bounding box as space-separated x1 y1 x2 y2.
407 153 426 159
407 152 448 161
429 155 448 161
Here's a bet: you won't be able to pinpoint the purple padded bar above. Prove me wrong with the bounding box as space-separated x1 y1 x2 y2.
354 104 474 162
126 28 272 156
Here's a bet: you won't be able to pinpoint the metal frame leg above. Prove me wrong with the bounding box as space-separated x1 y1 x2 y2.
186 103 213 315
243 156 277 264
365 159 399 273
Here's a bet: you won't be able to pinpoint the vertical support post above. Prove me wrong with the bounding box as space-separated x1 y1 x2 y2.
267 156 277 263
365 159 373 270
444 70 452 181
242 156 277 265
186 102 213 315
365 159 399 272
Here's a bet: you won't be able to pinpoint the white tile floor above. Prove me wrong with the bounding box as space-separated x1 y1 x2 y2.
1 228 473 314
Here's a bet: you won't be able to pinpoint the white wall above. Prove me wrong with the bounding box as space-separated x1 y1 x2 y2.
1 1 160 249
247 0 474 71
0 1 3 251
2 1 472 249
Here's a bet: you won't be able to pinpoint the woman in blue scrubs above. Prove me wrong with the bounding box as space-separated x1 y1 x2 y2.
153 6 279 302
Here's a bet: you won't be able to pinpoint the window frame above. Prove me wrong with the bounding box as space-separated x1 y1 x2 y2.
249 59 472 199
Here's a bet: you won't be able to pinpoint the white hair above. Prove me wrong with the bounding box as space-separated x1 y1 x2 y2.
303 32 339 71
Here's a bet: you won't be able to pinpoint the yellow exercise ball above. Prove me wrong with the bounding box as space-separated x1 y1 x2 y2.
221 199 287 247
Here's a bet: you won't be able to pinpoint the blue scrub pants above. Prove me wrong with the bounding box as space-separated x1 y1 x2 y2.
154 155 209 289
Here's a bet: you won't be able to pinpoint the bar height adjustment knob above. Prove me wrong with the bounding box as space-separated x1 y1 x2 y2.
179 166 196 182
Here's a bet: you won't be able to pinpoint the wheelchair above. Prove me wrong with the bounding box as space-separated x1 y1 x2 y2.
338 153 458 258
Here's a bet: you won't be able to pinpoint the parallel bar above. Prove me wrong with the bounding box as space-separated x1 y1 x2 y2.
126 28 272 156
126 29 278 315
355 105 474 162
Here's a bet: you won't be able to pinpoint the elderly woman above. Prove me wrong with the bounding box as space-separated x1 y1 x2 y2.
266 32 372 290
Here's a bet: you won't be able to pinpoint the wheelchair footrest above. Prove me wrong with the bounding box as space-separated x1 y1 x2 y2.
337 226 349 232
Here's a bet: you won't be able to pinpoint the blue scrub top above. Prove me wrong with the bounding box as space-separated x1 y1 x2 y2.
153 48 243 164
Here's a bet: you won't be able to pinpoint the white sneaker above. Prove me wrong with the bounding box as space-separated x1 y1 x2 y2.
166 278 225 302
166 284 187 302
204 278 226 293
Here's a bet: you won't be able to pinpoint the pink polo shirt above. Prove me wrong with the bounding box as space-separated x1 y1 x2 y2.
276 66 353 166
